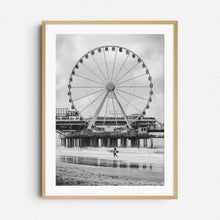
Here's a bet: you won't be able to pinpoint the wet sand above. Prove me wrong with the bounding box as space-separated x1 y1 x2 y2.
56 147 164 186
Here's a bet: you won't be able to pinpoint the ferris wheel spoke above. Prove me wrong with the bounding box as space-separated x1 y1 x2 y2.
112 54 129 82
82 63 106 84
115 91 142 114
115 62 140 84
103 94 110 125
103 48 110 81
73 88 105 102
116 73 147 86
74 74 104 85
110 48 118 81
80 90 106 114
71 86 104 89
117 85 149 88
116 88 148 102
112 92 131 128
111 93 118 126
91 55 108 82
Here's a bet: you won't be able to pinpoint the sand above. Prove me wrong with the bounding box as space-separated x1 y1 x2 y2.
56 146 164 186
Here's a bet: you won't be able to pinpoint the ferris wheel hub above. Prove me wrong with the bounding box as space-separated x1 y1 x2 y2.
105 82 115 91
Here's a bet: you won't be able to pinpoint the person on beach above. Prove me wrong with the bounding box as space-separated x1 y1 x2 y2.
113 147 118 158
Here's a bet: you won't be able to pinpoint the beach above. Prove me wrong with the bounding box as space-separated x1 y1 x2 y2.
56 146 164 186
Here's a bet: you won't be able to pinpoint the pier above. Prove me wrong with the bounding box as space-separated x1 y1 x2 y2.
56 108 164 148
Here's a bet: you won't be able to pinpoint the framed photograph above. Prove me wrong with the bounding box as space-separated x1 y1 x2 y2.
42 21 178 199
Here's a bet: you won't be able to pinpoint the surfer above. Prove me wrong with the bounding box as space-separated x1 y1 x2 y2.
113 147 118 158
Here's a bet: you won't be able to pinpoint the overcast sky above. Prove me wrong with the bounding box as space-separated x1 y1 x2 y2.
56 34 164 122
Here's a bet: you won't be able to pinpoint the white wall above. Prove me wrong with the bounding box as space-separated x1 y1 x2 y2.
0 0 220 219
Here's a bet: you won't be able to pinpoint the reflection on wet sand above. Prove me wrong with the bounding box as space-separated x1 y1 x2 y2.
60 155 153 171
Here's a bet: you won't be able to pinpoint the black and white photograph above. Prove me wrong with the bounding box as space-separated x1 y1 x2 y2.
56 34 165 186
42 21 177 198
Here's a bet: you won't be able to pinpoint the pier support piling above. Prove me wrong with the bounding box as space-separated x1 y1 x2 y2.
137 138 140 148
117 138 121 147
90 138 93 147
150 138 154 148
144 138 147 147
61 138 66 147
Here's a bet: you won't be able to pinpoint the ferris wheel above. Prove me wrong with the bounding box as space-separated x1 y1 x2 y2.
67 45 153 129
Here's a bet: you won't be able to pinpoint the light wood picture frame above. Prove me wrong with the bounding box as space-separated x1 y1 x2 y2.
42 20 178 199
